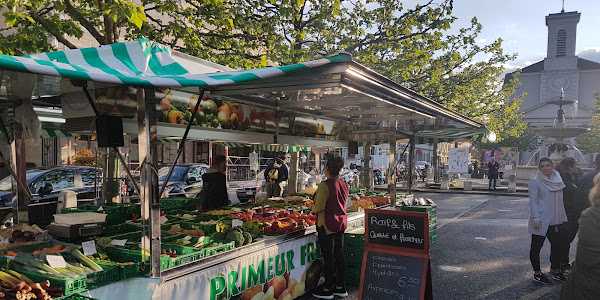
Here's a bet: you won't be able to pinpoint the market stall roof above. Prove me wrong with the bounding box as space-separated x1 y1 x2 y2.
354 127 496 145
0 38 488 140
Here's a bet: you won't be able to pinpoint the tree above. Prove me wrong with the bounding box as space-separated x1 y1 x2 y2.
575 92 600 153
0 0 526 139
72 147 96 166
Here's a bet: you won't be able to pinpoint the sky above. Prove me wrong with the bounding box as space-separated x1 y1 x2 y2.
448 0 600 71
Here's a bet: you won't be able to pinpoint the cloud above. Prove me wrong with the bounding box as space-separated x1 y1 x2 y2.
577 48 600 63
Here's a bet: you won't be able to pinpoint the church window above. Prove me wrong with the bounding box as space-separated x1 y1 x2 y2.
556 30 566 57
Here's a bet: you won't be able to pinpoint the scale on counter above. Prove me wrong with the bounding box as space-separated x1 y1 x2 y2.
48 212 107 241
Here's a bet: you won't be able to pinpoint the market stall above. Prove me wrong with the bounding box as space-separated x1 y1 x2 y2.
0 39 486 300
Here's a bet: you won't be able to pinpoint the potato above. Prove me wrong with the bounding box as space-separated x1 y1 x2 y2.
272 276 286 298
292 282 305 298
242 284 262 300
263 286 275 300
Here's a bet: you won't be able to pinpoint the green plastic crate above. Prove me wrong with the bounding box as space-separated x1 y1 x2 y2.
105 222 142 237
86 262 120 289
107 231 186 246
161 221 217 236
17 268 87 297
160 197 202 211
162 243 205 268
204 241 235 257
92 259 142 281
56 293 99 300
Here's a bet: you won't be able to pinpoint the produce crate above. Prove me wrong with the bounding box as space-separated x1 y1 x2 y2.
107 231 186 245
162 243 205 269
105 222 142 237
86 262 120 289
92 259 143 281
18 269 87 297
401 204 437 218
204 241 235 257
162 221 217 236
160 197 202 211
104 247 170 271
56 293 99 300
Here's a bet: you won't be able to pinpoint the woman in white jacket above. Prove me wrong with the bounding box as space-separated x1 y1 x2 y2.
529 157 568 284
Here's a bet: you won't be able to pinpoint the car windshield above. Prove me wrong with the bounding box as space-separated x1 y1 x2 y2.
0 171 45 192
158 166 188 182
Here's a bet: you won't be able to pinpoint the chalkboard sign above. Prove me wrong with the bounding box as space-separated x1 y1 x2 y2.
359 248 429 300
365 209 429 252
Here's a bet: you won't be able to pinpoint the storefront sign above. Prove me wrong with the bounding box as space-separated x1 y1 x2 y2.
364 209 429 252
151 234 323 300
497 147 518 171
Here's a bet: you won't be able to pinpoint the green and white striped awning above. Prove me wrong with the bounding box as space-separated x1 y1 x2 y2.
414 129 495 144
0 39 350 89
211 142 311 152
41 129 75 138
157 138 180 144
213 142 248 148
358 140 390 147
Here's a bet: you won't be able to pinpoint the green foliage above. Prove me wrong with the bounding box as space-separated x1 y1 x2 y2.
72 147 96 166
575 92 600 153
0 0 526 139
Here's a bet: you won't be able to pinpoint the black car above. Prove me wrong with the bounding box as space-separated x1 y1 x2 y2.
157 164 209 198
0 166 101 226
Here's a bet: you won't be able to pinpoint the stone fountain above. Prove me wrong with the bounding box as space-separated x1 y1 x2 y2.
534 88 589 160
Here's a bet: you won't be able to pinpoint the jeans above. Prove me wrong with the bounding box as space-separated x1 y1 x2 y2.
488 178 497 189
530 224 567 272
316 226 346 289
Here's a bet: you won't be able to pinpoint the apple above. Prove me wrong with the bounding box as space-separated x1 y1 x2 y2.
228 102 244 120
189 95 200 111
217 109 231 124
272 276 287 298
277 289 291 300
219 103 231 114
242 284 262 300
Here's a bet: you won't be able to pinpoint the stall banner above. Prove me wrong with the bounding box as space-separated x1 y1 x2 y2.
152 234 324 300
155 89 337 138
497 147 518 171
448 148 469 174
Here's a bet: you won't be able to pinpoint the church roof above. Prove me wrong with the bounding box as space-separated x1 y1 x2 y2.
504 57 600 83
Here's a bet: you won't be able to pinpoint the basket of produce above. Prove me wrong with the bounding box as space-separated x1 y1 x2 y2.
0 224 53 250
0 269 77 300
163 222 215 236
203 241 235 257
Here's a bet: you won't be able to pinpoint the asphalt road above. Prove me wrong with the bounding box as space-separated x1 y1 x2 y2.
300 192 572 300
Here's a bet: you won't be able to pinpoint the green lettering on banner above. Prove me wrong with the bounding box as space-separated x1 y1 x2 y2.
315 241 323 260
210 276 226 300
248 261 266 287
307 242 316 262
286 250 295 271
228 271 240 298
267 256 275 281
300 245 307 266
275 253 286 277
240 267 247 291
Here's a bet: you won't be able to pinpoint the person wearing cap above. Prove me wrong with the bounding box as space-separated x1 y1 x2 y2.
264 155 289 197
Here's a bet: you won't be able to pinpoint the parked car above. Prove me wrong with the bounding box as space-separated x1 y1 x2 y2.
415 161 429 170
0 166 101 227
157 163 209 198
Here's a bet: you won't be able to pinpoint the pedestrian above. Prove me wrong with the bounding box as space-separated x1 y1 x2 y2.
575 154 600 219
311 157 349 299
264 155 289 198
560 173 600 299
555 157 580 273
200 155 230 210
487 157 499 190
528 157 568 284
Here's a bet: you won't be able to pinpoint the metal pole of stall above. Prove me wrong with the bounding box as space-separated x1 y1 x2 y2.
388 139 397 207
158 89 205 198
408 137 416 194
363 144 373 191
137 88 162 277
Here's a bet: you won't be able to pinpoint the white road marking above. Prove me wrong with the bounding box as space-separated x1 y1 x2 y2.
475 237 487 240
439 265 465 272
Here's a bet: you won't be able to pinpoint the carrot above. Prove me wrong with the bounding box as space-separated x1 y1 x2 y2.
5 251 18 256
42 245 64 253
33 250 42 255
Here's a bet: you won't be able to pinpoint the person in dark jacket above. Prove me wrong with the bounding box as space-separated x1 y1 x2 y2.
487 157 499 190
311 157 349 299
200 155 230 210
555 157 580 273
561 173 600 300
264 155 289 198
576 154 600 217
